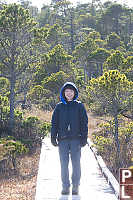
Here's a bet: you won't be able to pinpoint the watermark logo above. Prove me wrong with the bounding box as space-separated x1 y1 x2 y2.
119 168 133 200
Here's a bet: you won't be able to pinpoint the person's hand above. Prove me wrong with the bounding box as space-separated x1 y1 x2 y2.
51 137 58 146
80 137 87 147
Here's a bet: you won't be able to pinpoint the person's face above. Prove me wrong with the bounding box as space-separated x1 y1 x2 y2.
64 89 75 101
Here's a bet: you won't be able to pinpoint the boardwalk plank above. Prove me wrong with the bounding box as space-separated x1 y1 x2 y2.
35 138 118 200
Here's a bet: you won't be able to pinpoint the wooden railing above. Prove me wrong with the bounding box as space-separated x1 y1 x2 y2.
88 138 119 199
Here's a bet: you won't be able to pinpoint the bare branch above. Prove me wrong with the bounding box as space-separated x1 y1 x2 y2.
122 113 133 120
1 59 10 68
0 42 11 60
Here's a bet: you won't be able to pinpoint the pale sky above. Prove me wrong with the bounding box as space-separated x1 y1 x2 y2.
6 0 133 10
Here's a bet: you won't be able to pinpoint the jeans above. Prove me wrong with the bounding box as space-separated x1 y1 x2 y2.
58 139 81 188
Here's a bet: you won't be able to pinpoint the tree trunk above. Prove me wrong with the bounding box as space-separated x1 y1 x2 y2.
9 75 16 135
114 115 120 152
100 63 103 75
96 63 99 76
113 16 119 35
114 115 121 167
87 62 92 81
84 64 87 83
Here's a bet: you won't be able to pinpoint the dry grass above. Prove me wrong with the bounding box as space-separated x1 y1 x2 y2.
0 147 41 200
88 113 100 135
87 112 106 140
23 106 52 122
87 112 114 138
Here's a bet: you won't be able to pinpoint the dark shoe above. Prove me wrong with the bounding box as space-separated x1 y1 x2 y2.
80 137 87 147
72 185 79 195
61 187 70 195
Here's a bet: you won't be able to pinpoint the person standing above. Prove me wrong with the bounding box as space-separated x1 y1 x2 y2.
51 82 88 195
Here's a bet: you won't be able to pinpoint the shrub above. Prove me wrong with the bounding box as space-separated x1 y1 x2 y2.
15 116 51 150
17 116 40 149
39 121 51 139
92 121 133 179
0 136 28 173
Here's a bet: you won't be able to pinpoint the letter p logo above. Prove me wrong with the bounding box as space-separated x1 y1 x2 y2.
122 170 132 183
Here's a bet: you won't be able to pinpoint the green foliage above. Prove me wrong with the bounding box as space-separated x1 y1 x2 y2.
41 44 73 74
93 135 113 153
0 3 36 32
92 120 117 170
33 26 49 42
89 70 133 116
124 56 133 67
0 77 9 96
72 67 84 87
33 65 48 85
88 48 110 62
0 95 9 106
28 84 58 110
0 136 28 161
0 3 38 133
42 71 69 93
88 69 133 162
127 34 133 51
0 95 9 123
29 85 46 101
22 116 39 127
0 95 23 136
15 116 41 149
92 121 133 172
46 24 63 43
119 122 133 143
41 96 58 110
39 121 51 138
28 85 54 109
106 32 124 49
94 39 106 48
14 109 23 121
0 136 28 173
4 138 28 155
74 38 97 59
103 50 125 71
48 44 72 65
123 56 133 81
88 31 101 40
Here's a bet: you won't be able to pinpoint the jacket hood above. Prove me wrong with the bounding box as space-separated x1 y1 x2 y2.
60 82 78 104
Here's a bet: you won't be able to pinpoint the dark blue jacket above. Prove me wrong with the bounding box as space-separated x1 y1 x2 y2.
51 82 88 140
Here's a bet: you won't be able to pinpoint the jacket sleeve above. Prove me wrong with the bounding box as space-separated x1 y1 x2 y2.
51 104 59 138
79 103 88 138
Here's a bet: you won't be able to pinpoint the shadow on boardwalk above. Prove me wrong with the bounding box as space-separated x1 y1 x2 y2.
59 195 81 200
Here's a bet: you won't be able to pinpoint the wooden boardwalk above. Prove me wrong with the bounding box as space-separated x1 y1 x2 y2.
35 138 118 200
